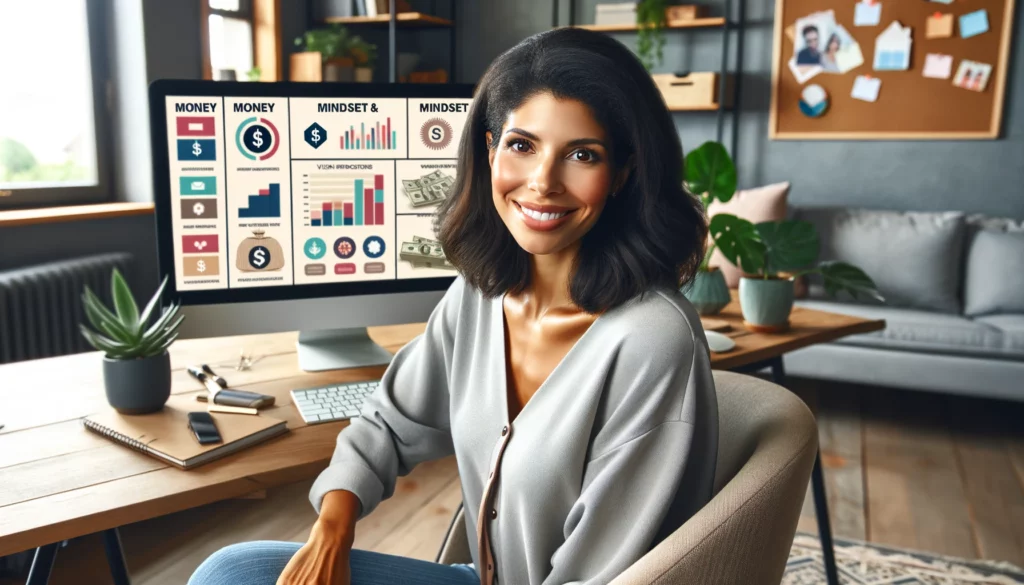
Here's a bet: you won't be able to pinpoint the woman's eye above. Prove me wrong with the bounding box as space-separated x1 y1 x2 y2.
570 149 598 163
507 138 531 153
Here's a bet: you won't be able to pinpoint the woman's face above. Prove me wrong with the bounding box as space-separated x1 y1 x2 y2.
487 92 618 258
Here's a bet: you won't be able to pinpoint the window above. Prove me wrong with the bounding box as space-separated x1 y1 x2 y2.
0 0 111 208
205 0 255 81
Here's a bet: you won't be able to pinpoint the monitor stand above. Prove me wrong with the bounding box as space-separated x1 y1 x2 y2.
296 328 395 372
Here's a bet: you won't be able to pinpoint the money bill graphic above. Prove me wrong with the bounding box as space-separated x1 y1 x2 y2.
399 236 456 270
401 170 455 208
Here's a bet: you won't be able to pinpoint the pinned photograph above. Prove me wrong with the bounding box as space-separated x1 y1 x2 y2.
851 75 882 102
821 24 864 73
923 54 953 79
953 60 993 92
794 10 836 67
854 0 881 26
788 57 824 84
873 21 912 71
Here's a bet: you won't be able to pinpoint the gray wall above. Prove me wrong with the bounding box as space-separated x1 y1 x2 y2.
458 0 1024 219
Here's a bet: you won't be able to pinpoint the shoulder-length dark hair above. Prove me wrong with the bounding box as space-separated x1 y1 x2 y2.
435 27 707 314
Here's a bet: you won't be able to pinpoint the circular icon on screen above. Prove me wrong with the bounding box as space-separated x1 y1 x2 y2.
248 245 272 270
333 236 356 259
420 118 453 151
363 236 386 259
304 237 327 260
235 117 280 161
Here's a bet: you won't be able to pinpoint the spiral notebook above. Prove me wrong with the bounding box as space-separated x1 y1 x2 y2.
82 393 289 470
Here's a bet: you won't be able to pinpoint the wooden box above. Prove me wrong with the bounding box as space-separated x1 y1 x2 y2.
652 72 730 110
666 5 707 24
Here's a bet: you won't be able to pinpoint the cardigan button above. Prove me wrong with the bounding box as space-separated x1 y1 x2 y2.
487 564 492 571
501 426 508 436
490 508 497 519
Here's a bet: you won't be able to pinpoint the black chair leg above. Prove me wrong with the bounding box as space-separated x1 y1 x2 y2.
769 357 840 585
102 528 132 585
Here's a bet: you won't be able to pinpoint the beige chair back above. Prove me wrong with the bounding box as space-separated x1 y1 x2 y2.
437 370 818 585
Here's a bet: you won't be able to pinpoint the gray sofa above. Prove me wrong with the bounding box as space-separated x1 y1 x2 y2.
781 207 1024 402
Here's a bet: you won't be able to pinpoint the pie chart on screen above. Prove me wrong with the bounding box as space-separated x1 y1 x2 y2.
799 84 829 118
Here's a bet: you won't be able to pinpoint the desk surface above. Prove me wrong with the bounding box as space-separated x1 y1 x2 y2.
0 296 882 557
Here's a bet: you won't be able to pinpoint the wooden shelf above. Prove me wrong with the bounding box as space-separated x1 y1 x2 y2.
0 202 154 228
574 17 726 32
321 12 452 28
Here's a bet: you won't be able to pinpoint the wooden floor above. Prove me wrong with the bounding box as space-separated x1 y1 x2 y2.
3 378 1023 584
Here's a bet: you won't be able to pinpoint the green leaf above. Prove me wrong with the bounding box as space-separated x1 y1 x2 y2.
684 141 737 206
141 303 181 340
80 325 134 355
140 314 184 352
83 287 126 331
819 261 885 302
137 276 169 329
708 214 766 275
110 268 140 334
755 220 820 275
82 291 133 341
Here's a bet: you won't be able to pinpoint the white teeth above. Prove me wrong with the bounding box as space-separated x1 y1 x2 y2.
519 205 568 221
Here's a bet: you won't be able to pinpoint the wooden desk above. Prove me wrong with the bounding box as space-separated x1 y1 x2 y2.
0 297 882 583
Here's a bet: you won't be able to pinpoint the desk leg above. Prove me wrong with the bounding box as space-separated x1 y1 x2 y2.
26 541 65 585
767 357 840 585
102 528 132 585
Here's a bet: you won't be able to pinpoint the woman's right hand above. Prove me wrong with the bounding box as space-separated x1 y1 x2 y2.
277 490 361 585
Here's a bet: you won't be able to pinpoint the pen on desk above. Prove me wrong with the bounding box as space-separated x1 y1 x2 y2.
208 403 259 416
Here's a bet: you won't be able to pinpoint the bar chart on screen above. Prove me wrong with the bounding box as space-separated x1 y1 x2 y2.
238 183 281 218
340 117 398 152
306 173 386 227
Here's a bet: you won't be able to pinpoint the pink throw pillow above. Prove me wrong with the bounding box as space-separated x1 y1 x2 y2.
706 181 790 288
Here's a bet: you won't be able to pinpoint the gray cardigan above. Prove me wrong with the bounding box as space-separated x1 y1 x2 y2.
309 276 719 584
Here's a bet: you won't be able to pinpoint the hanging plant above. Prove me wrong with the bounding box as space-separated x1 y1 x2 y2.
636 0 669 70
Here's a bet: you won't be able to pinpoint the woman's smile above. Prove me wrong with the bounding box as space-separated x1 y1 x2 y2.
512 200 577 232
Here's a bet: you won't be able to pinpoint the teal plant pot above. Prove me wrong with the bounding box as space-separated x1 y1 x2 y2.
682 268 731 315
739 276 795 332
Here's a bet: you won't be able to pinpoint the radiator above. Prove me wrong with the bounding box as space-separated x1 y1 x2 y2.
0 253 135 364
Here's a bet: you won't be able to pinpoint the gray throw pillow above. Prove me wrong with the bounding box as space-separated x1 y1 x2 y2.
963 229 1024 317
795 207 966 313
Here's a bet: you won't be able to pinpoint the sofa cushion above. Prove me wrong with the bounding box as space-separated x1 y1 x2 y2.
794 207 966 313
973 315 1024 355
794 299 1022 359
706 182 790 287
963 228 1024 317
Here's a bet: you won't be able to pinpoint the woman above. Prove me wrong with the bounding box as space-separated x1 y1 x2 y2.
189 27 717 585
821 33 841 73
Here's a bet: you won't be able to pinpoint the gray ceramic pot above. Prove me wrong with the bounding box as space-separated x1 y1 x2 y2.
102 351 172 414
739 276 795 331
683 268 731 315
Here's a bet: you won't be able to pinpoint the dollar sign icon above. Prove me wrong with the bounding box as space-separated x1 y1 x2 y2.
249 245 270 269
253 129 264 148
192 140 203 157
196 259 207 273
311 128 321 144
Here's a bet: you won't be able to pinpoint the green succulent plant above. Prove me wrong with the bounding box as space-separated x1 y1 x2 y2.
80 269 183 359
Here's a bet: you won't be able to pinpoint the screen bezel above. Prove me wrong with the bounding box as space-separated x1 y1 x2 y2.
149 79 475 307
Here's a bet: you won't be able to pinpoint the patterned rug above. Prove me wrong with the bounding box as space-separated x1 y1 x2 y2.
784 533 1024 584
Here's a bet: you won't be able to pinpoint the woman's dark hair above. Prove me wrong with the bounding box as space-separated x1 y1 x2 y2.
435 27 707 314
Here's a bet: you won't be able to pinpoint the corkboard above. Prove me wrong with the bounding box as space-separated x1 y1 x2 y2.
769 0 1016 139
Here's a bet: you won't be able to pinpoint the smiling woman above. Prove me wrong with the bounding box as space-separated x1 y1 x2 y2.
436 27 708 313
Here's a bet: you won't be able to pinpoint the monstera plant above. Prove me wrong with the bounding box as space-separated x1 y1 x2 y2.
683 140 884 330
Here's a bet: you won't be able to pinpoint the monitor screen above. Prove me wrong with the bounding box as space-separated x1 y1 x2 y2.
150 81 475 306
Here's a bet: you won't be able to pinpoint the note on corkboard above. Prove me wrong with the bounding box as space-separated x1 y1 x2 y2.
769 0 1016 139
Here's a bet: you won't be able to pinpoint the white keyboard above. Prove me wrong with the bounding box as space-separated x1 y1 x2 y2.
290 380 380 424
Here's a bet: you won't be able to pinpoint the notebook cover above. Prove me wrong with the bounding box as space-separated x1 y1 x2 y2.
82 393 289 470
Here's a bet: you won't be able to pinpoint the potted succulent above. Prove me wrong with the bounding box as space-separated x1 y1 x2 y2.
80 270 183 414
710 214 884 331
680 141 737 315
294 24 355 82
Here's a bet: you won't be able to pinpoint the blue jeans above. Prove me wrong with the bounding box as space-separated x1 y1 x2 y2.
187 541 479 585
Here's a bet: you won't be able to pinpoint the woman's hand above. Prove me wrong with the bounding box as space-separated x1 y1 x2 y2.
276 528 351 585
277 490 361 585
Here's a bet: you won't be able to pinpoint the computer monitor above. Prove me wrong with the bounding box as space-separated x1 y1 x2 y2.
149 80 475 371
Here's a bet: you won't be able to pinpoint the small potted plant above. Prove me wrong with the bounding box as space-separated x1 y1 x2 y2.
80 270 183 414
294 24 355 82
710 214 884 331
347 36 377 82
681 141 737 315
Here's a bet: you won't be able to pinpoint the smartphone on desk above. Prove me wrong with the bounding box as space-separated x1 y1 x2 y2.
187 411 223 445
